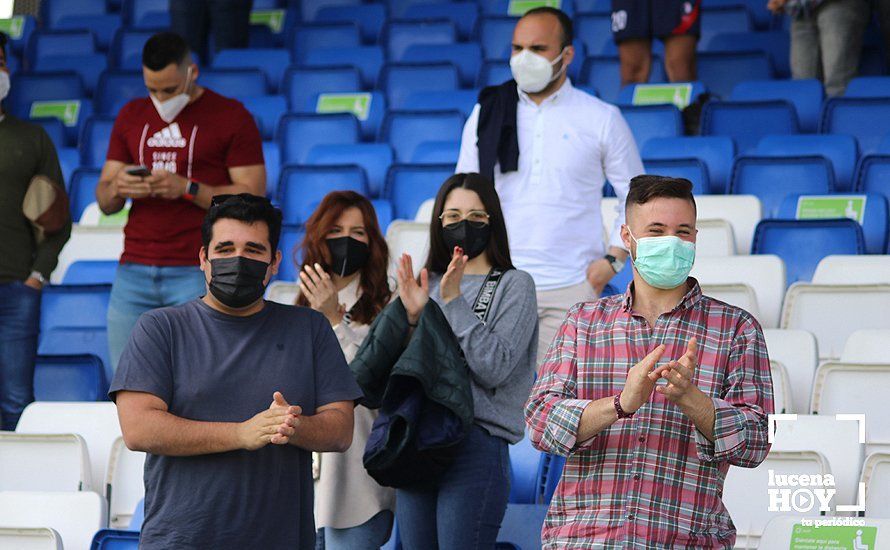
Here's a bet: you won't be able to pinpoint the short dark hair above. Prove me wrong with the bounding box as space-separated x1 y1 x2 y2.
522 7 574 48
424 173 515 274
142 32 190 71
625 175 697 217
0 31 8 59
202 194 283 254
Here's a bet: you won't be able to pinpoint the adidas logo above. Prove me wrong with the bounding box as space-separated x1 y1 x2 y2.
147 123 187 148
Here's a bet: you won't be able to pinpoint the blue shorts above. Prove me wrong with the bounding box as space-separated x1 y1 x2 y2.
611 0 702 42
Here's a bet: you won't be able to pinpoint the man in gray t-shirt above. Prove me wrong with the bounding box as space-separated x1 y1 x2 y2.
110 194 362 549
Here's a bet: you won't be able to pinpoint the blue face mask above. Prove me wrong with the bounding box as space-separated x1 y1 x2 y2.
628 230 696 290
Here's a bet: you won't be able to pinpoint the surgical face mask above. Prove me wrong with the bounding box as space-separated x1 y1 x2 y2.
442 220 491 260
150 66 192 123
510 47 566 94
628 230 696 290
0 71 9 102
208 255 270 309
327 236 370 277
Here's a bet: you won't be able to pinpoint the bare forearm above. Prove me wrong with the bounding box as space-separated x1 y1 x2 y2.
123 409 242 456
96 180 125 214
289 409 353 452
681 390 716 442
578 396 620 441
607 246 629 262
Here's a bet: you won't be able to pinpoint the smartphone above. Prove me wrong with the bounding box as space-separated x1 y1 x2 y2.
126 166 151 177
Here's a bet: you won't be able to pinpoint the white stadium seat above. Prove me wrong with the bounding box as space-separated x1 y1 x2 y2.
780 284 890 360
811 362 890 455
724 451 830 550
770 361 793 414
266 280 300 305
699 283 761 322
696 218 736 256
692 255 786 328
0 491 107 550
763 329 819 415
861 452 890 518
812 255 890 285
0 433 92 492
415 198 435 222
386 220 430 277
16 402 121 497
0 527 63 550
105 436 146 529
759 516 890 549
841 330 890 364
52 225 124 284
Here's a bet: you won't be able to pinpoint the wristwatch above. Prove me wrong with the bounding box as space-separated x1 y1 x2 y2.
604 254 625 274
614 393 635 419
29 271 46 285
183 180 200 202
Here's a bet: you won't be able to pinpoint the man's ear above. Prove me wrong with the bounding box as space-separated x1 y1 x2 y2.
563 44 575 67
270 249 282 277
199 246 208 270
620 224 633 252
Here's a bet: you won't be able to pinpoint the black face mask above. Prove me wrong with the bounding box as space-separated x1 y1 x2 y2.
327 236 370 277
208 256 270 309
442 221 491 260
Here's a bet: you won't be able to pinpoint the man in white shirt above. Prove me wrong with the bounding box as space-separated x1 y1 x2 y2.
455 7 644 365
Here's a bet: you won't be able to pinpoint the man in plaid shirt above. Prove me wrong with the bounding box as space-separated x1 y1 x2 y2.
526 175 774 549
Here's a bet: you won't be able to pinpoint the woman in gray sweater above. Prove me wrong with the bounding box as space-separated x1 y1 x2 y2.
395 172 538 549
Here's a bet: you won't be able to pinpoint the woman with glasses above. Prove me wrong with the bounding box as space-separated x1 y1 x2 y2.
394 173 539 549
294 191 396 550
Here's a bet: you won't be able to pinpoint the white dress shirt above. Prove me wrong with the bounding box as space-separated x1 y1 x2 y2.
455 79 643 291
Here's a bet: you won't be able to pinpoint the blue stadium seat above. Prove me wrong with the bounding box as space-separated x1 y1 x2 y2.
402 89 478 119
34 53 107 96
700 6 753 42
212 49 291 93
299 90 385 143
402 43 482 88
290 23 362 64
34 354 106 401
697 51 773 99
581 56 667 103
57 147 80 185
614 81 707 107
236 95 287 141
411 141 461 165
778 193 889 254
130 499 144 530
278 113 360 165
844 76 890 98
576 0 611 13
263 141 281 200
96 71 145 115
372 198 393 234
299 0 362 21
509 436 542 504
385 20 457 61
641 136 736 194
27 30 96 66
705 31 790 78
32 117 67 151
402 2 479 40
619 105 683 149
68 168 102 220
40 283 110 333
91 530 140 550
278 165 368 225
754 134 859 192
6 72 85 119
477 60 512 88
1 15 36 56
41 0 106 29
730 79 823 133
701 100 799 154
278 225 306 282
110 29 155 69
730 156 834 218
306 143 393 198
38 327 111 387
55 14 120 50
479 16 518 60
199 69 267 97
385 164 455 219
821 97 890 154
302 45 384 89
63 260 119 285
282 67 362 112
751 219 865 284
80 116 116 168
497 504 549 550
575 13 611 56
539 453 565 505
380 110 465 163
248 24 277 49
121 0 167 27
642 158 710 195
855 155 890 212
381 63 460 111
315 4 386 43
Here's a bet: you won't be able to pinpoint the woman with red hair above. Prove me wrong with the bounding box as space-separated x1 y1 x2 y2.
295 191 395 549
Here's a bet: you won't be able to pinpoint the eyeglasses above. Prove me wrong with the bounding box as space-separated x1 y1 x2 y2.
210 193 272 208
439 210 490 228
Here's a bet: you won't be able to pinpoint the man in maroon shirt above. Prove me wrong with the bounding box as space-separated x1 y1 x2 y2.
96 32 265 372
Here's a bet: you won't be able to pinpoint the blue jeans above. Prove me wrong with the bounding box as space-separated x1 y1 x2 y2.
0 282 41 431
396 425 511 550
107 263 206 372
324 510 394 550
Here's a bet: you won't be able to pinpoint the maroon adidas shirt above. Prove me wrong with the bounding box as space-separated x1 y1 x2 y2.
106 88 263 266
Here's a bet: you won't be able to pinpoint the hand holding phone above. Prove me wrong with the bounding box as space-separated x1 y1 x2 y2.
126 166 152 178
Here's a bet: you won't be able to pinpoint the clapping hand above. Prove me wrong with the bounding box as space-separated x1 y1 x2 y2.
396 253 429 325
439 246 468 304
300 263 344 325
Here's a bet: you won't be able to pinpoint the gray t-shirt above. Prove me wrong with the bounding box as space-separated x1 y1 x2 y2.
109 299 362 550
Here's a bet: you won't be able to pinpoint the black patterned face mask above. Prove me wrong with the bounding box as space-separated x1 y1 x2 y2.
208 256 269 308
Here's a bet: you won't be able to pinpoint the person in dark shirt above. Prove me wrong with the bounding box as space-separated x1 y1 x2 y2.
0 31 71 430
110 194 361 549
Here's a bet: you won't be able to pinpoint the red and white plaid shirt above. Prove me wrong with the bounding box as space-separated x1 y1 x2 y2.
526 279 774 549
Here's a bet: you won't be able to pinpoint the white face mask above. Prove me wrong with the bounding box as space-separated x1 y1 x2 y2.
0 71 10 102
510 47 566 94
150 67 192 123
